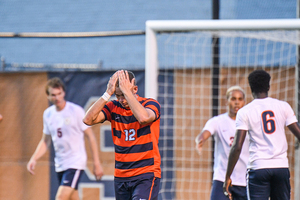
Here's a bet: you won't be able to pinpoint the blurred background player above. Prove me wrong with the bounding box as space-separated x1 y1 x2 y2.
0 114 3 122
224 70 300 200
195 86 249 200
27 77 103 200
83 70 161 200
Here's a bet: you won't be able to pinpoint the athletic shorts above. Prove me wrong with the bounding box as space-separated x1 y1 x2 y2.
114 175 160 200
247 168 290 200
57 168 84 190
210 180 247 200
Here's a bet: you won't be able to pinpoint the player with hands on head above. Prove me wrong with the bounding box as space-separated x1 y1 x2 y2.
223 69 300 200
83 70 161 200
195 86 249 200
27 77 103 200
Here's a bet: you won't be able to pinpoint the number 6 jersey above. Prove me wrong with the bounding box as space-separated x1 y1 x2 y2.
236 97 298 170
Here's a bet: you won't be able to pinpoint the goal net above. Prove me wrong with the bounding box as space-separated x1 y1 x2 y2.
145 19 300 200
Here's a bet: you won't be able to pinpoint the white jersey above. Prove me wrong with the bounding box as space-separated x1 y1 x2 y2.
236 97 297 170
203 113 249 186
43 101 89 172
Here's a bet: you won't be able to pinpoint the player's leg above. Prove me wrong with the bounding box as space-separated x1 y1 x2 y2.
210 180 230 200
269 168 290 200
131 176 160 200
70 190 80 200
55 169 84 200
247 169 270 200
231 185 247 200
56 186 77 200
114 181 131 200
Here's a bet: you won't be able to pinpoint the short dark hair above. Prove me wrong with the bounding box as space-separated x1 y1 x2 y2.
116 70 136 87
45 77 66 95
248 69 270 94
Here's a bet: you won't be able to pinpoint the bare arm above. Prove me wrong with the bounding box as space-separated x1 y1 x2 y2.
83 71 119 125
84 127 104 180
124 91 156 125
287 122 300 141
27 134 51 175
223 129 247 200
195 130 212 155
118 70 156 125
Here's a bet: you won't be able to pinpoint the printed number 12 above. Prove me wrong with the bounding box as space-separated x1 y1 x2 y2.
124 129 136 141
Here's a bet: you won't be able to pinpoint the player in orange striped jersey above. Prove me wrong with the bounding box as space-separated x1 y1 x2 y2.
84 70 161 200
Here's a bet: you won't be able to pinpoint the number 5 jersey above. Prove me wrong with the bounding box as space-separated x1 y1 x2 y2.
43 101 89 172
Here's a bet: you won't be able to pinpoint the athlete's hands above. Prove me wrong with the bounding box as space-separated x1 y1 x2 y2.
27 159 37 175
195 143 203 155
93 162 104 181
106 71 119 96
223 178 233 200
117 70 135 96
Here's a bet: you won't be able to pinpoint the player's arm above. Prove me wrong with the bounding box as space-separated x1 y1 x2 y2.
118 70 157 125
83 71 119 125
27 134 51 175
287 122 300 141
195 130 212 155
125 92 156 125
84 127 104 180
223 129 247 200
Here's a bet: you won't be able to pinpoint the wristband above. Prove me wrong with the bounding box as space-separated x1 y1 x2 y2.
101 92 111 101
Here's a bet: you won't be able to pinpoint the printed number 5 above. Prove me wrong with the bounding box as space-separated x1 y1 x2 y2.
124 129 136 141
262 111 276 134
57 128 63 138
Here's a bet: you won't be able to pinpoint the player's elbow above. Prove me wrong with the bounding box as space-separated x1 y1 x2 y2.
83 116 93 126
137 116 153 125
138 119 149 125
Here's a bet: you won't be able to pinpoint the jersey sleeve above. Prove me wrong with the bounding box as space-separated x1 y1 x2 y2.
77 106 90 131
144 99 161 120
202 117 218 135
101 101 114 122
43 110 51 135
236 108 249 130
283 101 298 126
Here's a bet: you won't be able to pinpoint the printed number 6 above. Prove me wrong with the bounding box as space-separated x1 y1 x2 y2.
262 111 276 134
57 128 63 138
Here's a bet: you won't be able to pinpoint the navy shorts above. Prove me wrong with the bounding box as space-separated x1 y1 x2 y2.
210 180 247 200
57 168 84 190
247 168 290 200
114 175 160 200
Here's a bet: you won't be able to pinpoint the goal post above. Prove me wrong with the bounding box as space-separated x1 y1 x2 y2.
145 19 300 200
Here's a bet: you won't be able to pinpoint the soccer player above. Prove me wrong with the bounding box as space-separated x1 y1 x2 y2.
83 70 161 200
223 69 300 200
195 86 249 200
27 77 103 200
0 114 3 122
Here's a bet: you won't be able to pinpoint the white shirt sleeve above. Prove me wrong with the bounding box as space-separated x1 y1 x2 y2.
283 101 298 126
43 110 51 135
202 117 218 135
77 106 90 131
236 108 249 131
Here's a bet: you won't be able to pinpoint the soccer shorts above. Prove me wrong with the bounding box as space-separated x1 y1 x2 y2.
210 180 247 200
247 168 290 200
57 168 84 190
114 175 160 200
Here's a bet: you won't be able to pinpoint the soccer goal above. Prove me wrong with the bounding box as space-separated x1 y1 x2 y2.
145 19 300 200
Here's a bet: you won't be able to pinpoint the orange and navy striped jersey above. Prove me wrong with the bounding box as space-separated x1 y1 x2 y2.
101 95 161 180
